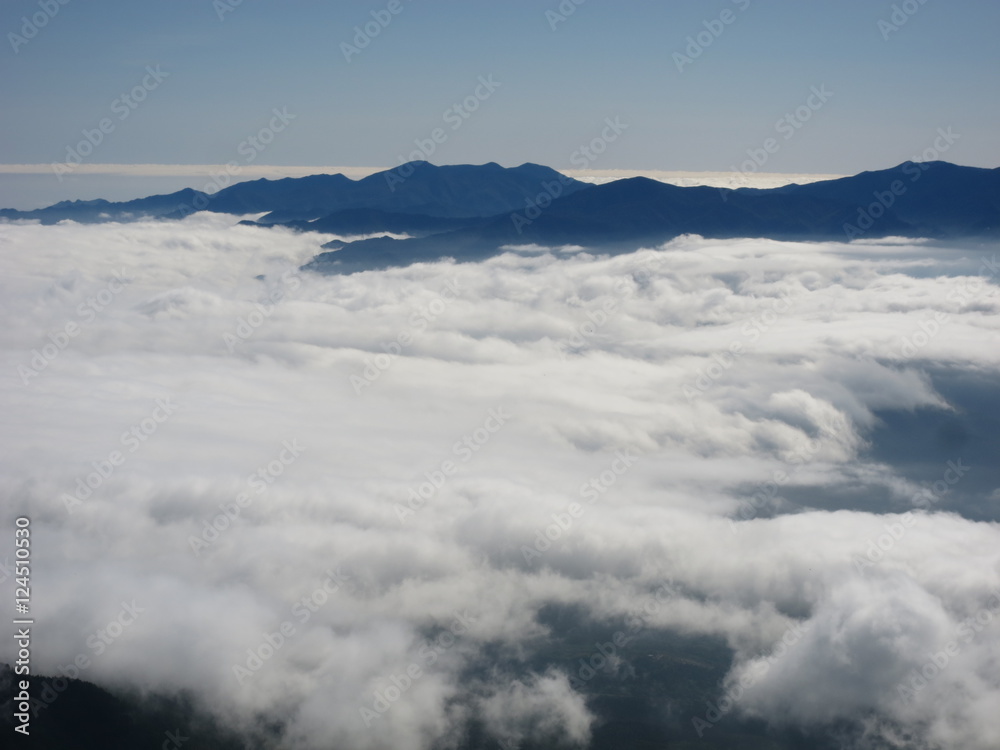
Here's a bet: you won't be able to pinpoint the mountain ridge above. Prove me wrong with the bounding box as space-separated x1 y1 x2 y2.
0 161 591 225
2 161 997 275
305 161 1000 273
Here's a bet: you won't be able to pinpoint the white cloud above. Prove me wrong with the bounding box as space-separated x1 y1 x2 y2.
0 215 998 748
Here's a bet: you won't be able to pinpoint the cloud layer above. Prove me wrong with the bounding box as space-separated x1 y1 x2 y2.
1 214 999 748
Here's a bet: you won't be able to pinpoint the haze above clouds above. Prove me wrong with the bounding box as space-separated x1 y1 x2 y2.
0 165 844 212
1 214 998 748
3 0 998 174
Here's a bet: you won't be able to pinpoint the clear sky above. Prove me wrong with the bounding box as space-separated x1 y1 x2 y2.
2 0 998 176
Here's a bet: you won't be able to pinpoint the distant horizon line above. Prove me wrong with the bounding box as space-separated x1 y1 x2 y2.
0 159 992 179
0 163 849 195
0 162 848 178
2 161 993 212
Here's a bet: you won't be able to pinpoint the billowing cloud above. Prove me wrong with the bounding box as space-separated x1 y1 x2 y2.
1 213 998 748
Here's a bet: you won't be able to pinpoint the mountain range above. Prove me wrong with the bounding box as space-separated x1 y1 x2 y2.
2 160 997 274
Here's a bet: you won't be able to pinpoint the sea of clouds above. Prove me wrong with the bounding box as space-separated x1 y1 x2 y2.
1 213 999 749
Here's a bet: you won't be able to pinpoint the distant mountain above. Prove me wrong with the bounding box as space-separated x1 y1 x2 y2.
199 172 356 220
0 162 591 225
206 161 592 223
3 161 996 275
752 161 1000 238
0 188 207 225
305 161 1000 273
239 207 485 237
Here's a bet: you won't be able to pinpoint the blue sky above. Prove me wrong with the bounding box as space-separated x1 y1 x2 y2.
2 0 998 176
